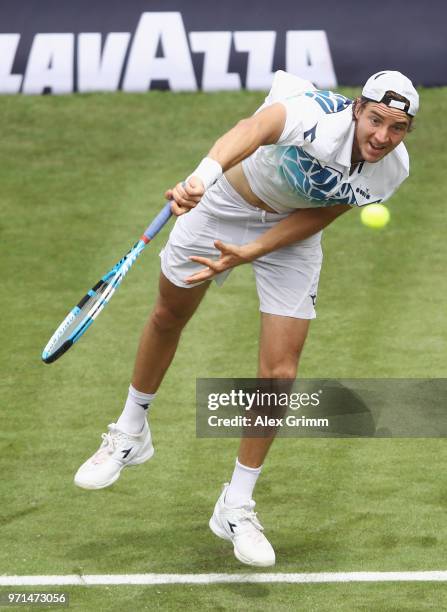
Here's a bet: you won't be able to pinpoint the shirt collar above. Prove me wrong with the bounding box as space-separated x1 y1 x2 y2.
313 106 354 167
326 110 375 177
335 119 355 168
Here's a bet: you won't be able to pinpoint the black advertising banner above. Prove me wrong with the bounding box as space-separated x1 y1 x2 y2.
0 0 445 94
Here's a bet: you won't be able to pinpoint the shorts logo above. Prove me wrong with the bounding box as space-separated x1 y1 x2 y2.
310 294 317 306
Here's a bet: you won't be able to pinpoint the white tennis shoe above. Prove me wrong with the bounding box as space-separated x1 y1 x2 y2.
209 483 276 567
74 420 154 490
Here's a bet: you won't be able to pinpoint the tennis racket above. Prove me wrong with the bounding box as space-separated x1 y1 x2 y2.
42 202 173 364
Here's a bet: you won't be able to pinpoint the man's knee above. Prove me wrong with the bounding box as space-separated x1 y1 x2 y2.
150 273 208 333
150 301 190 333
258 363 298 379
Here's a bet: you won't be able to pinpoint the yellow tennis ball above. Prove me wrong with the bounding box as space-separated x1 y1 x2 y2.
360 204 390 229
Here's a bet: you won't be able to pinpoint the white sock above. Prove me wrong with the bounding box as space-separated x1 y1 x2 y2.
225 459 262 508
116 385 156 434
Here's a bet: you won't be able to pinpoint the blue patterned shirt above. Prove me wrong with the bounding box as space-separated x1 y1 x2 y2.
242 72 409 213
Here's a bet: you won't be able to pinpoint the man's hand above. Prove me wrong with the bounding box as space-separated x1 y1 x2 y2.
185 240 259 283
165 176 205 216
184 203 352 283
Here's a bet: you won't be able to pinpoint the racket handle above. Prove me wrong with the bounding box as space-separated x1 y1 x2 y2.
142 202 173 242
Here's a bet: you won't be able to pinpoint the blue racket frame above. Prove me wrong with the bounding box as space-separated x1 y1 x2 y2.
42 202 172 364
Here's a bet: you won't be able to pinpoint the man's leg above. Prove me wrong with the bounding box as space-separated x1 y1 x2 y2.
113 272 210 433
74 273 209 489
210 313 310 566
237 312 310 468
132 273 210 394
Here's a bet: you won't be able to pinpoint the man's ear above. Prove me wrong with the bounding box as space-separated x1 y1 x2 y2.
353 98 362 120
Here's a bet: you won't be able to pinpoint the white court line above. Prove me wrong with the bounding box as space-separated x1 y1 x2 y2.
2 572 447 586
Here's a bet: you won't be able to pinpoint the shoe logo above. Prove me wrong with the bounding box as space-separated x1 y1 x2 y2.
227 521 237 534
310 293 317 306
121 448 133 458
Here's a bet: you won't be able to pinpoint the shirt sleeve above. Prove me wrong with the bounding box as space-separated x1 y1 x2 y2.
375 144 410 204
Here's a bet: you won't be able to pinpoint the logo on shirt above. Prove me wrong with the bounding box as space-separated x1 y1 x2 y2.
279 147 357 205
303 124 317 143
356 186 371 200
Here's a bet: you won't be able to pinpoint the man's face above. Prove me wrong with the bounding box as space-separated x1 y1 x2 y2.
352 101 411 164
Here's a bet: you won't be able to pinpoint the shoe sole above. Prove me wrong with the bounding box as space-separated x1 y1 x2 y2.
74 445 155 490
209 515 275 567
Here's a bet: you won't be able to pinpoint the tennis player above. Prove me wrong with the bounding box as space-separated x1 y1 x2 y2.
74 70 418 567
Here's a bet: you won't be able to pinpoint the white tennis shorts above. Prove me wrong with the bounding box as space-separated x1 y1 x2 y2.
160 176 323 319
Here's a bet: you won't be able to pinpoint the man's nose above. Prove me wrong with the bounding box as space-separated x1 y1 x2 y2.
374 125 389 144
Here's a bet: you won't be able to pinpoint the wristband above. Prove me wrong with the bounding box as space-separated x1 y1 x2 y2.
186 157 222 190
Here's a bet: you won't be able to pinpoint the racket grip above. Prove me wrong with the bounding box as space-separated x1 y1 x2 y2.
142 202 173 241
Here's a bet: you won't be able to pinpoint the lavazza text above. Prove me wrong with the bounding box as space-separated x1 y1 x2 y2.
0 12 337 94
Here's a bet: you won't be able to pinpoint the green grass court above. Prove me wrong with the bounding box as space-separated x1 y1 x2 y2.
1 88 447 610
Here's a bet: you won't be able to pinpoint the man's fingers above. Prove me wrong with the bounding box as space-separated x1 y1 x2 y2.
189 255 219 270
186 255 222 282
185 241 245 283
184 183 202 196
185 270 214 284
186 176 205 194
170 201 188 216
214 240 236 252
214 240 239 257
166 183 198 215
172 189 198 209
166 177 204 214
214 239 225 251
184 181 204 203
172 183 191 205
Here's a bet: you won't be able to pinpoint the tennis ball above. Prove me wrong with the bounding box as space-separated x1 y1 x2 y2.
360 204 390 229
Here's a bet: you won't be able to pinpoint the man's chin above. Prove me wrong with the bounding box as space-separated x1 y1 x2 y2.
362 149 387 163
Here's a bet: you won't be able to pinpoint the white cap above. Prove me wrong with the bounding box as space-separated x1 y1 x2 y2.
362 70 419 116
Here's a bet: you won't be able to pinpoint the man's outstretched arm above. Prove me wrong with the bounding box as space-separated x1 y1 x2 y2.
185 204 352 283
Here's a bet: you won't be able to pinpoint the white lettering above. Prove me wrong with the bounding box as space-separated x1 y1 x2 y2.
220 393 230 406
0 34 22 93
23 34 74 94
245 392 256 411
254 416 283 427
233 31 276 90
123 12 197 92
189 32 240 91
208 415 251 427
9 17 339 95
78 33 130 92
286 31 337 88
